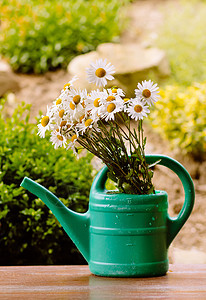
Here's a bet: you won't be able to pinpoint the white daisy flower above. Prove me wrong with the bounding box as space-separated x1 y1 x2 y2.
122 97 132 113
135 80 160 106
57 88 72 103
99 88 122 106
67 132 79 157
53 97 63 106
49 104 70 130
51 95 70 118
69 88 87 105
126 98 150 121
69 103 86 123
99 100 124 122
85 90 105 119
67 88 87 121
37 106 53 138
63 75 78 91
50 130 67 149
57 119 74 138
77 118 94 134
75 113 86 125
109 87 125 97
86 58 115 87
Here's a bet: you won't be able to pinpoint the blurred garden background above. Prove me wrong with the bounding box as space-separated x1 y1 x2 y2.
0 0 206 265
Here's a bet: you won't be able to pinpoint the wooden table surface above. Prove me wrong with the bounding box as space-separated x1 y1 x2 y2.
0 264 205 299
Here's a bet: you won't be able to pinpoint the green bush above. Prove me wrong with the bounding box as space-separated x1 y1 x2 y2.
0 0 129 73
156 0 206 86
0 99 94 265
149 82 206 160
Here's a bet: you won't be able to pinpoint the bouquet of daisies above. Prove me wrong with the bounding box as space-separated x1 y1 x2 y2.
38 59 160 195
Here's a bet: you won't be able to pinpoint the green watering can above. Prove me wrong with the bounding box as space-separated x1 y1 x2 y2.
20 154 195 277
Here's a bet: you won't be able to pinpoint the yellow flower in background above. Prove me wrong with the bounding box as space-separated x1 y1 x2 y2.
149 82 206 158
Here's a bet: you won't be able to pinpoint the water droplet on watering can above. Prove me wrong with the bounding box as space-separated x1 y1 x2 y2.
116 215 119 219
152 217 155 221
149 222 152 226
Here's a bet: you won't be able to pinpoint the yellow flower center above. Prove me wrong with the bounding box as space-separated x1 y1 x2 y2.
70 102 75 110
112 88 117 93
56 99 62 105
106 95 115 102
82 100 86 108
85 118 93 127
95 67 106 78
71 134 77 143
73 95 81 105
60 120 67 127
107 103 116 113
41 116 49 127
59 109 64 118
63 83 70 90
93 98 100 107
80 115 85 122
57 135 63 141
142 89 151 98
134 105 143 113
124 98 130 102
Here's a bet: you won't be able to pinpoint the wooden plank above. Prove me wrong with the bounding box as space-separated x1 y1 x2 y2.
0 264 205 299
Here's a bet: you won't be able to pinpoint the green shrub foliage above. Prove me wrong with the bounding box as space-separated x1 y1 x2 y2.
0 0 129 73
149 83 206 160
0 100 94 265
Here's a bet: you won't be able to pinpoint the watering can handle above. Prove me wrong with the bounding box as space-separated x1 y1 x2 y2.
92 154 195 247
145 154 195 247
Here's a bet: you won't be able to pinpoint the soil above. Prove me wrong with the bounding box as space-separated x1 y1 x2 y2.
6 0 206 263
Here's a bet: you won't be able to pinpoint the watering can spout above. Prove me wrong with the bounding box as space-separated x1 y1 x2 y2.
20 177 90 262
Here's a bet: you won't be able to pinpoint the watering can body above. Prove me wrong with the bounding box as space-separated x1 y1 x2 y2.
21 155 195 277
89 190 169 277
